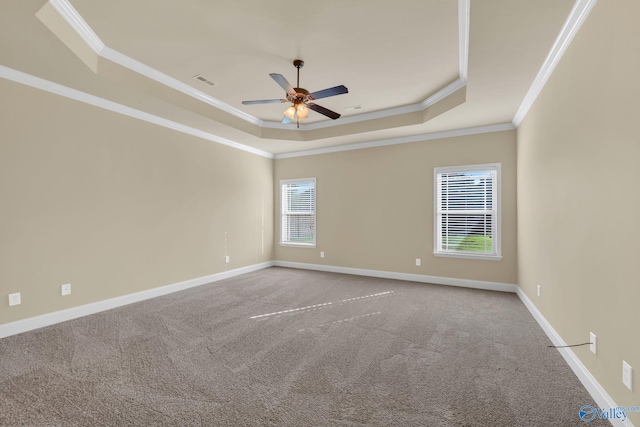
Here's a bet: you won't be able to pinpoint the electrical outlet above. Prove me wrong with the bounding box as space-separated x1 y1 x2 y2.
225 255 230 263
61 283 71 296
589 332 597 355
537 285 541 297
415 258 421 266
622 361 633 391
8 292 21 306
320 251 325 258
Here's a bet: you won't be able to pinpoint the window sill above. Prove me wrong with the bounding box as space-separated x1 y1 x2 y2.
433 252 502 261
280 242 316 248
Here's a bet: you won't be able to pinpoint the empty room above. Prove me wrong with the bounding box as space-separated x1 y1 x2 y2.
1 0 638 425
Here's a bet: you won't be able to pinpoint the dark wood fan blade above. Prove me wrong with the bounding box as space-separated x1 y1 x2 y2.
309 85 348 100
242 99 287 105
270 73 296 95
308 103 341 120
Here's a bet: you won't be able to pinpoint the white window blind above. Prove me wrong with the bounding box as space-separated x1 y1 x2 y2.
281 178 316 247
434 164 500 258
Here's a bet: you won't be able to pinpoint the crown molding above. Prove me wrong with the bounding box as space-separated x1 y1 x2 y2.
46 0 469 132
512 0 598 126
25 1 595 159
49 0 105 53
0 65 274 159
39 0 594 145
274 123 515 159
458 0 470 81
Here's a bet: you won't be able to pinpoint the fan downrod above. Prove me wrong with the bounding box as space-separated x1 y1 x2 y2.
293 59 305 91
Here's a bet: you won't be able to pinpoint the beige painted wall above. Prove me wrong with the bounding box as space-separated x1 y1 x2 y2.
0 79 274 325
275 130 517 285
517 0 639 418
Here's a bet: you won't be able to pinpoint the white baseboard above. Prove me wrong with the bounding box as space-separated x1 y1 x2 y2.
516 288 634 427
274 260 518 293
0 261 275 339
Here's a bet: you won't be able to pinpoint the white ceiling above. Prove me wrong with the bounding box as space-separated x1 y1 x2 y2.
0 0 578 156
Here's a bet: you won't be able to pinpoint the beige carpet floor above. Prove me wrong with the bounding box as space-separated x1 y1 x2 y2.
0 267 608 426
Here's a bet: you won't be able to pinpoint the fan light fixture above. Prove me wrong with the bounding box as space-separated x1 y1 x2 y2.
285 103 309 121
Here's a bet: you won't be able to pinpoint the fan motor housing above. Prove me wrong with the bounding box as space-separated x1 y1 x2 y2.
288 88 310 104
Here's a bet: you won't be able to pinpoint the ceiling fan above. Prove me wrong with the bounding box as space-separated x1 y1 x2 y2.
242 59 348 128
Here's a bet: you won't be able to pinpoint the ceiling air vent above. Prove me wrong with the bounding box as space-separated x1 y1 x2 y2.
345 105 363 112
193 74 216 87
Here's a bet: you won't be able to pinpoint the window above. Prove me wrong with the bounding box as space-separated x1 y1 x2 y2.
434 164 501 259
280 178 316 247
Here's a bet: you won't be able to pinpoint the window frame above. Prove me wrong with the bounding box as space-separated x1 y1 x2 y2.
433 163 502 260
280 177 317 248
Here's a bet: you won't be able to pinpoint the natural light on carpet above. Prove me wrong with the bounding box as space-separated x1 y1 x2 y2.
250 291 395 320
